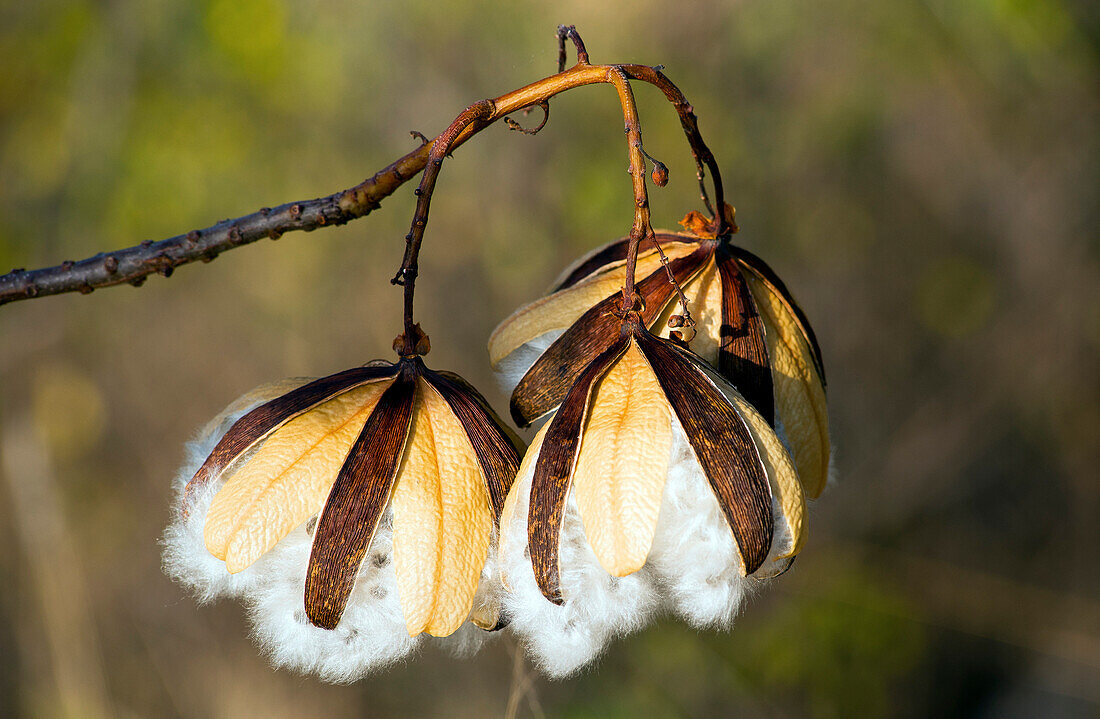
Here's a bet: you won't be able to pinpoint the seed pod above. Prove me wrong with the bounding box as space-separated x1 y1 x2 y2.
164 356 522 681
497 316 803 676
488 225 831 498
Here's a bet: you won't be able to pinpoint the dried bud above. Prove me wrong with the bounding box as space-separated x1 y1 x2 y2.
650 160 669 187
392 322 431 356
678 210 716 239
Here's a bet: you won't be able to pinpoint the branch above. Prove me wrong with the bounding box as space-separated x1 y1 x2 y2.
607 67 654 313
0 142 435 306
0 56 727 307
557 24 590 71
393 99 496 355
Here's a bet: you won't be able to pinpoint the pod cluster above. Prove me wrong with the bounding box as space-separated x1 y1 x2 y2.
164 229 830 680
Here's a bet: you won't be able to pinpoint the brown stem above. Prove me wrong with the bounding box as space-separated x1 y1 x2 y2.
394 100 495 354
0 45 727 306
607 68 654 314
627 66 726 226
557 24 590 71
0 141 435 307
652 239 697 338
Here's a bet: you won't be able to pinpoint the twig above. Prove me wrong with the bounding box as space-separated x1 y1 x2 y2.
0 40 727 306
607 67 655 314
0 143 433 306
503 642 526 719
557 24 590 71
394 65 657 348
503 101 550 136
652 239 697 339
393 99 496 354
643 66 723 221
503 640 544 719
1 414 114 718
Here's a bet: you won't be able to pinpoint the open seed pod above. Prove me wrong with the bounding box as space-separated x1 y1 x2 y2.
488 221 831 498
497 314 804 676
163 350 522 682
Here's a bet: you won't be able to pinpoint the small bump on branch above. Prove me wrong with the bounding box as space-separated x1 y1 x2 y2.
641 148 669 187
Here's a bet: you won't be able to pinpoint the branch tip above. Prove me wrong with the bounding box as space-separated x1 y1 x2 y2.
503 101 550 136
556 25 590 71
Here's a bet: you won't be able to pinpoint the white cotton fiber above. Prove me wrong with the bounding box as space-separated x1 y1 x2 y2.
492 330 563 397
248 512 504 682
162 400 274 603
501 370 799 672
162 388 499 682
499 451 661 678
645 417 749 629
247 512 419 684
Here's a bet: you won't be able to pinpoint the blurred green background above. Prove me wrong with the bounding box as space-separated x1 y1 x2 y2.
0 1 1097 717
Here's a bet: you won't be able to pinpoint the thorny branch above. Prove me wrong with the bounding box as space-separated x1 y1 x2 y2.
0 30 728 307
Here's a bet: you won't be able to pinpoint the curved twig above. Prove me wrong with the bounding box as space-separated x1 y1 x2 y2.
393 99 496 354
0 35 728 307
503 101 550 136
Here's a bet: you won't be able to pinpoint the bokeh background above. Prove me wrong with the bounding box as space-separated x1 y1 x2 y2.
1 1 1097 717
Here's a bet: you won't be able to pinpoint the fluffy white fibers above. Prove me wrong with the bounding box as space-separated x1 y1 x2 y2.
162 398 277 603
162 387 499 682
644 419 749 628
501 378 797 675
499 450 661 678
649 413 797 626
246 512 419 683
493 330 563 397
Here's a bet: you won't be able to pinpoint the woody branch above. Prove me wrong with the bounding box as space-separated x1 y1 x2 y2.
0 31 727 307
393 99 495 355
608 68 655 314
394 58 671 349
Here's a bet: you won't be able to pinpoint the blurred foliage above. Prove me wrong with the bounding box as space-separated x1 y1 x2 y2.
733 574 925 719
0 0 1097 717
537 568 925 719
915 255 997 337
30 363 107 463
